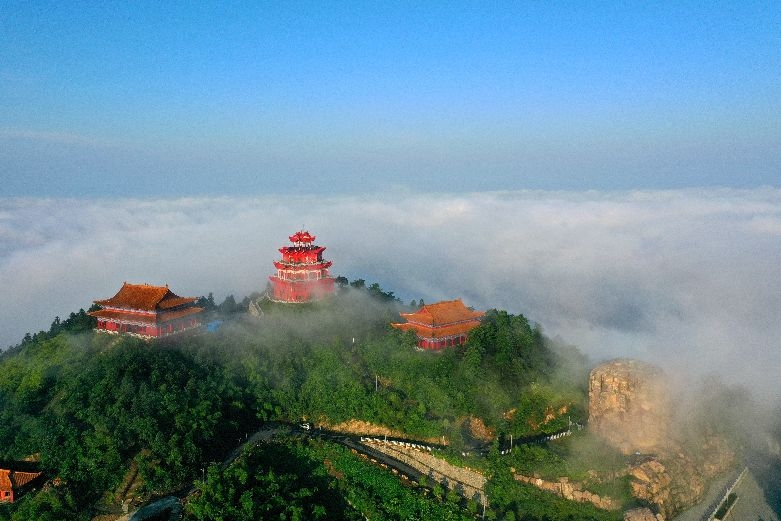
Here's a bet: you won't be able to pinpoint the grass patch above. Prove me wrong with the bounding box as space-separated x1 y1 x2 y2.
714 492 737 520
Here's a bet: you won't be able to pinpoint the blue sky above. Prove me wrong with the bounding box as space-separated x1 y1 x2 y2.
1 2 779 196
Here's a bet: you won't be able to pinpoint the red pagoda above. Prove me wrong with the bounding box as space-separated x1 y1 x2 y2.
89 282 204 338
391 299 484 350
268 230 335 303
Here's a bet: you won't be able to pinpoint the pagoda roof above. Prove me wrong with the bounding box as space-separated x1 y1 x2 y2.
278 246 326 259
93 282 197 311
0 468 43 490
289 230 316 244
398 299 484 327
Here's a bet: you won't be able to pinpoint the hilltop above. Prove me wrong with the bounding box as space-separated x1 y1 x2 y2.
0 282 758 520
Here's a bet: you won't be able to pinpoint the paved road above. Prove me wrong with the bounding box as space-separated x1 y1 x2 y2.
721 470 779 521
124 421 577 520
673 468 779 521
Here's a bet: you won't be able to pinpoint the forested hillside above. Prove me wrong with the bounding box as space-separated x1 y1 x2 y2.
0 284 612 520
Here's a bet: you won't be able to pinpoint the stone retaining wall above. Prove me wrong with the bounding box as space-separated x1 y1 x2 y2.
362 440 487 505
514 474 619 510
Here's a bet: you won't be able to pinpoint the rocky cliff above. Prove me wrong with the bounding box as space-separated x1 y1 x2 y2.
588 359 670 455
589 359 734 519
623 507 664 521
513 474 619 511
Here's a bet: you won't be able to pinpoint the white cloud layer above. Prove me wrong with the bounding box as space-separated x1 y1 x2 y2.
2 189 780 401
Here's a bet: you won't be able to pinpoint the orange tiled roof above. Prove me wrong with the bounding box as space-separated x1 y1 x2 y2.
398 299 484 327
392 299 484 340
0 469 42 490
92 282 197 311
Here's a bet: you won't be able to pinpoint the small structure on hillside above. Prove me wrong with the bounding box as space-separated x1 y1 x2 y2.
0 466 44 503
268 230 335 303
89 282 203 338
391 299 484 350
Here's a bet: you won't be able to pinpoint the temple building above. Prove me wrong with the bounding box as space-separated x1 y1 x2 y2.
391 299 484 350
0 467 44 503
269 230 335 303
89 282 204 338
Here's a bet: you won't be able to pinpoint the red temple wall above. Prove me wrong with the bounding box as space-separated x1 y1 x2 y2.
417 334 468 350
95 315 201 338
270 276 334 303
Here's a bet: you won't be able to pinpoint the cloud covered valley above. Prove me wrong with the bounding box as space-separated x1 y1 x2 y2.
1 188 780 402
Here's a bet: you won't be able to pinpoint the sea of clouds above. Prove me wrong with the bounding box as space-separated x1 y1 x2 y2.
1 188 780 401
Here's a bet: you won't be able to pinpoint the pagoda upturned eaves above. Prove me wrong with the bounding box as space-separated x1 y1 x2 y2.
391 299 484 350
89 282 203 338
289 230 315 244
268 230 335 303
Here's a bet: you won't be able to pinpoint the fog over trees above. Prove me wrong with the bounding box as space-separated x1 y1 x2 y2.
0 284 603 519
1 278 779 518
2 189 779 402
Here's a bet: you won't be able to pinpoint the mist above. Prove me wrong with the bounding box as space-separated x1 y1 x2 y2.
1 188 780 403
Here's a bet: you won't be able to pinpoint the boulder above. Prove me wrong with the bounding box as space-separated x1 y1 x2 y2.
588 359 670 454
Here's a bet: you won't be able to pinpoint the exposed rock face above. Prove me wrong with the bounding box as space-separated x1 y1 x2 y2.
628 459 674 516
589 359 670 455
513 474 620 511
323 420 442 444
588 359 735 519
623 507 664 521
466 416 495 442
632 443 734 519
